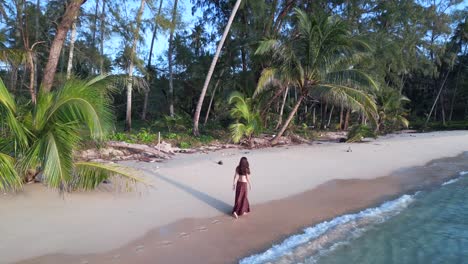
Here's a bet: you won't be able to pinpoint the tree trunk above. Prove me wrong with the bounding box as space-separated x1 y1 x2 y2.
41 0 85 92
168 0 179 117
327 105 334 128
99 0 106 74
425 71 450 127
92 0 99 47
344 109 350 130
66 17 78 79
203 77 221 125
312 107 316 126
448 65 462 121
276 86 289 129
125 0 146 132
271 94 304 145
34 0 40 93
192 0 242 136
339 103 344 130
147 0 163 68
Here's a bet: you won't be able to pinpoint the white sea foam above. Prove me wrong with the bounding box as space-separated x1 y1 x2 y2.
239 194 415 264
442 178 460 186
441 171 468 186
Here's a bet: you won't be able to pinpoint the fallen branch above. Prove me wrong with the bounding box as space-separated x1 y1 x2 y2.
106 141 171 159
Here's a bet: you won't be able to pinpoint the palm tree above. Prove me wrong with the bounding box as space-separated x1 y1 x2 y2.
125 0 146 131
192 0 242 136
228 92 262 147
255 9 378 144
376 86 410 132
0 76 146 192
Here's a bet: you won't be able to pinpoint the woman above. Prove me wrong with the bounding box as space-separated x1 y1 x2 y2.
232 157 251 219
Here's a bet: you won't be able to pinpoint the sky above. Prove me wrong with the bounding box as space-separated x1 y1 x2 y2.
81 0 202 72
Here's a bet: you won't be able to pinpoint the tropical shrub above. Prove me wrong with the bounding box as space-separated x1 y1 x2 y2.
228 92 262 145
377 87 410 133
0 76 146 192
346 124 377 142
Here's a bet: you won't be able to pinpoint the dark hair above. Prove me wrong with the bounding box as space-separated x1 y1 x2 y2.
236 157 250 176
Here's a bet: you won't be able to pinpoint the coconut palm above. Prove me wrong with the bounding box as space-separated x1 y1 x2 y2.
255 9 378 144
0 76 146 192
228 92 262 146
376 86 410 132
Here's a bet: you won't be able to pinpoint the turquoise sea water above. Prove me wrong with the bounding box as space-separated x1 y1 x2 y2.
240 170 468 264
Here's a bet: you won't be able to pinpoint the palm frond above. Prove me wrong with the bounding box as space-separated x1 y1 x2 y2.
74 162 152 191
40 128 79 190
255 39 280 55
0 153 22 192
0 77 29 149
318 83 378 125
254 67 278 97
229 123 247 143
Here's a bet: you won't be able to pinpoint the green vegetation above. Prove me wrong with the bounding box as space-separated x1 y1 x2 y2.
0 0 467 191
347 125 377 143
0 77 146 192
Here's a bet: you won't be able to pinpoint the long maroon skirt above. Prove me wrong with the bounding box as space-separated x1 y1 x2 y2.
232 181 250 215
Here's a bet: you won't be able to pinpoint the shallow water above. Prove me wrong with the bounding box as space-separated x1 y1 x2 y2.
313 171 468 264
240 170 468 264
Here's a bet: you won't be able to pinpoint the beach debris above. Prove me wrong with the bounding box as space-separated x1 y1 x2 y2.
217 160 223 165
346 146 353 152
135 245 145 252
211 219 220 224
107 141 171 159
196 226 208 232
178 232 189 238
158 240 173 247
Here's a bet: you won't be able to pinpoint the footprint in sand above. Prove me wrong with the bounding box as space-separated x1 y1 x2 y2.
178 232 189 239
135 245 145 253
211 219 221 224
111 254 121 263
196 226 208 232
158 240 173 247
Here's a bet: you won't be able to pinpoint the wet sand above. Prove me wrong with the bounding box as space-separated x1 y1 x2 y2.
2 131 468 264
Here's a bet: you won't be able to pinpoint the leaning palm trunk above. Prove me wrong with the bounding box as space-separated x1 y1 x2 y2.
276 86 289 129
125 0 146 131
204 77 221 125
425 71 450 127
193 0 242 136
327 105 334 127
271 94 304 145
42 0 84 92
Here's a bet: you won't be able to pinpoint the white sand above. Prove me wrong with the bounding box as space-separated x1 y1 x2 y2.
1 131 468 263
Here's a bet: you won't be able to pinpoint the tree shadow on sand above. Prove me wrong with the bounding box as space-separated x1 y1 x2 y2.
141 168 232 214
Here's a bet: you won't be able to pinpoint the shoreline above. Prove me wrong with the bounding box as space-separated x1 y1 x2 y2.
2 131 468 264
17 152 468 264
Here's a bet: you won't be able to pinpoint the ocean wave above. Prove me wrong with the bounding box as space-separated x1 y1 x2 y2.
239 194 415 264
442 178 460 186
441 171 468 186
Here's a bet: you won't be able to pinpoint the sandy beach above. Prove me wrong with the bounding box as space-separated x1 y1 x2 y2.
2 130 468 264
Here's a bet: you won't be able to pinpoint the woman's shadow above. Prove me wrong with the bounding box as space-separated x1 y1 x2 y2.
141 168 232 214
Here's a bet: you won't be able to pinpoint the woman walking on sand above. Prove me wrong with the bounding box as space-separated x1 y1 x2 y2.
232 157 251 219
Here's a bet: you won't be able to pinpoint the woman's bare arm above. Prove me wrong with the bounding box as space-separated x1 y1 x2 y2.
246 174 252 190
232 171 238 190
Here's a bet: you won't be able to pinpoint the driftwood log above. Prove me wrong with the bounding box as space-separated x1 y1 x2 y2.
106 141 172 159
